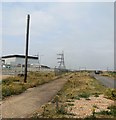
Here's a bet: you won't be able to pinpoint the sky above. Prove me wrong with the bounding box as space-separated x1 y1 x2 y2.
2 2 114 70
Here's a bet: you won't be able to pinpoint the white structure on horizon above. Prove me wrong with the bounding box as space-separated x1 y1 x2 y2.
1 55 38 66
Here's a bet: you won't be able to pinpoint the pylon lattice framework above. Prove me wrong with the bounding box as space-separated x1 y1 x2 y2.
57 52 66 69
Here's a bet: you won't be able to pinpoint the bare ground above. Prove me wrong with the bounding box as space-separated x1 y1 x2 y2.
68 95 114 118
0 75 12 80
1 74 71 118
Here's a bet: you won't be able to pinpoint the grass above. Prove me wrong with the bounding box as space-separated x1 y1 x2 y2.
101 71 116 79
67 103 74 106
95 105 116 118
32 71 114 118
32 102 72 118
78 92 90 98
2 71 57 98
57 105 67 115
104 88 116 100
56 72 107 102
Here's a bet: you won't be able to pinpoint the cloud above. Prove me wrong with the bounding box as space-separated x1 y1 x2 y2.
2 2 114 70
30 10 57 37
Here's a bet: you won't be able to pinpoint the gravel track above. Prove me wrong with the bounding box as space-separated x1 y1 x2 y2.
1 75 71 118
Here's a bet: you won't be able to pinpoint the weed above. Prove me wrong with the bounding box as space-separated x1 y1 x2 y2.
2 71 56 98
66 99 75 102
85 115 96 120
97 110 111 115
93 92 99 97
66 99 72 102
96 105 116 117
85 98 91 100
54 95 59 111
93 105 98 109
107 105 116 116
78 92 90 98
67 103 74 106
73 96 81 100
105 89 116 100
92 107 96 118
41 105 46 117
31 72 113 118
57 105 67 115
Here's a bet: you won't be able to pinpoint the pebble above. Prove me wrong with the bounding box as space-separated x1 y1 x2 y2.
67 95 114 118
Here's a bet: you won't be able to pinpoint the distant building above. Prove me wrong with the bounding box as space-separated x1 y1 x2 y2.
2 55 38 66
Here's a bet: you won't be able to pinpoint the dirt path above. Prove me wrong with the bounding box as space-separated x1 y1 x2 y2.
2 74 71 118
0 75 12 80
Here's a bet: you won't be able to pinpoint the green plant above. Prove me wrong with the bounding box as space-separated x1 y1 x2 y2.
84 115 96 120
107 105 116 116
31 71 112 118
97 110 111 115
41 105 47 117
94 93 99 97
2 84 27 97
2 71 57 99
105 88 116 100
57 105 67 115
93 105 98 109
78 92 90 98
73 96 80 100
92 107 96 118
66 99 72 102
54 95 59 111
67 103 74 106
66 99 75 102
96 105 116 117
85 98 91 100
2 78 13 85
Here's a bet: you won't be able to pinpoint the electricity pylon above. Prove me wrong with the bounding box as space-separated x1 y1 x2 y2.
57 51 66 70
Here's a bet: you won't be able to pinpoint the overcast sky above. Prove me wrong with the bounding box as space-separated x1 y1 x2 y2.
2 2 114 70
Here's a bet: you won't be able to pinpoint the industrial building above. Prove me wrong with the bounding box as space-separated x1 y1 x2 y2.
2 55 38 66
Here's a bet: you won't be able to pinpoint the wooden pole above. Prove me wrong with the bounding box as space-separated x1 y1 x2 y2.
24 14 30 83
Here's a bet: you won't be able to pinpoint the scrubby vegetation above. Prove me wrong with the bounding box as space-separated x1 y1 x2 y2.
101 71 116 79
31 71 116 118
3 71 116 118
2 71 57 98
104 88 116 100
94 105 116 118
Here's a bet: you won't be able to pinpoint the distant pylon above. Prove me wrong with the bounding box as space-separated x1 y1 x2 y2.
57 51 66 69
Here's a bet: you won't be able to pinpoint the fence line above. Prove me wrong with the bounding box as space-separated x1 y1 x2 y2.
2 66 54 75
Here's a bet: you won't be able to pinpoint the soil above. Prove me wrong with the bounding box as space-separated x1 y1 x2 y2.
68 95 114 118
0 75 12 80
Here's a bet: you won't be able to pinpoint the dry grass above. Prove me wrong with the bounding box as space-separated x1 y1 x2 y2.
31 71 116 119
2 71 57 98
101 71 116 79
